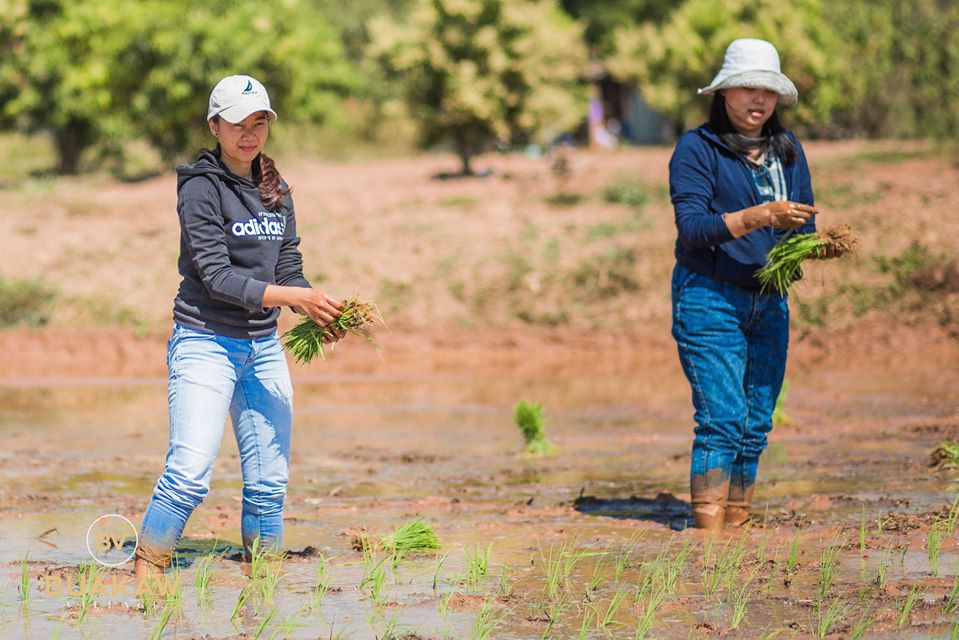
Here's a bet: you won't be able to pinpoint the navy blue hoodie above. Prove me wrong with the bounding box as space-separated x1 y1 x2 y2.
669 123 816 290
172 149 310 338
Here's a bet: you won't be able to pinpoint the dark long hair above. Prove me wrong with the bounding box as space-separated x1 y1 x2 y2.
210 115 290 211
708 94 796 165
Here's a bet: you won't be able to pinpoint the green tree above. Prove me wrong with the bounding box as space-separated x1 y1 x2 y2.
606 0 842 136
559 0 679 55
0 0 356 175
371 0 589 175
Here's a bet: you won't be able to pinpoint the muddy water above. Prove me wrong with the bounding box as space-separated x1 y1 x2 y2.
1 349 958 638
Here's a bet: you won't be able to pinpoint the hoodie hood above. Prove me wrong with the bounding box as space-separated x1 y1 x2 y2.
176 148 261 192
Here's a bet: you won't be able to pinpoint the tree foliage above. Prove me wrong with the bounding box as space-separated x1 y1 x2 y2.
371 0 588 174
0 0 356 174
607 0 959 138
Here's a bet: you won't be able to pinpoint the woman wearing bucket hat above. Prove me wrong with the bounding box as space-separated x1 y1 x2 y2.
668 39 844 532
134 75 345 578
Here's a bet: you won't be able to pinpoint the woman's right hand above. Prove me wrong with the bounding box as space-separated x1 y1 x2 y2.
263 285 345 342
725 201 818 237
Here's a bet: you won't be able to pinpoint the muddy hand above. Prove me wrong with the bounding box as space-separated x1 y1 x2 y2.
763 201 817 230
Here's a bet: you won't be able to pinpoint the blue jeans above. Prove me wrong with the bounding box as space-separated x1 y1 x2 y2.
137 324 293 566
671 263 788 500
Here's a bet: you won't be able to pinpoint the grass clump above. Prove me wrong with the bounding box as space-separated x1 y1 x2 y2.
930 441 959 467
514 399 555 454
0 277 56 327
379 517 440 554
756 224 858 294
603 176 649 209
282 296 384 364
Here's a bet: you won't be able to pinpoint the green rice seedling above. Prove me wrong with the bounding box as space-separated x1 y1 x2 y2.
18 556 29 605
848 608 875 640
147 604 176 640
943 571 959 614
928 521 944 577
281 296 385 364
634 582 667 639
757 628 785 640
859 506 867 557
756 224 858 294
599 586 629 630
588 557 607 593
360 545 389 603
540 544 563 599
875 512 891 535
755 534 772 565
578 606 594 639
498 566 515 599
785 528 802 575
461 543 491 593
897 584 920 627
75 562 109 625
432 549 451 592
813 596 850 638
380 517 441 555
514 400 555 454
614 531 644 581
308 556 330 611
249 542 285 605
438 591 453 617
194 551 220 606
945 495 959 535
272 610 307 639
951 618 959 640
772 380 790 426
663 540 692 594
253 606 278 640
727 567 759 630
231 582 255 621
470 598 504 640
874 546 892 589
816 537 841 602
930 441 959 468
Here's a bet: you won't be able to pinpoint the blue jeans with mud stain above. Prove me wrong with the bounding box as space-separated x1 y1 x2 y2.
671 262 789 499
137 324 293 566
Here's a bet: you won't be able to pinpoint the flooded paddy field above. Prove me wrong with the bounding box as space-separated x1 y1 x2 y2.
1 341 958 639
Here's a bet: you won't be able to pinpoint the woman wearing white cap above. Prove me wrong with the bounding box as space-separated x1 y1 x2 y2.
669 39 844 531
134 75 344 577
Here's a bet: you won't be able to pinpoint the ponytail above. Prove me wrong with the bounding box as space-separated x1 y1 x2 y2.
258 152 290 211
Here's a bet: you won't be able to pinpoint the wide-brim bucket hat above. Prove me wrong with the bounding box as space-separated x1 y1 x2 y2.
698 38 798 106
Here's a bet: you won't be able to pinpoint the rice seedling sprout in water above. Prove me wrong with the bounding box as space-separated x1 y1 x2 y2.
816 536 841 602
599 586 629 630
282 296 385 364
897 584 920 627
253 606 277 640
944 570 959 614
849 608 875 640
756 224 858 294
470 598 504 640
785 528 802 575
380 517 440 555
514 399 555 454
432 549 452 592
813 596 850 638
18 555 29 605
928 520 944 576
194 550 220 607
930 441 959 468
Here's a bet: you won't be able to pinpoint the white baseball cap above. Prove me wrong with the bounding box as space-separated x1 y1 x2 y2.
207 75 278 123
698 39 798 106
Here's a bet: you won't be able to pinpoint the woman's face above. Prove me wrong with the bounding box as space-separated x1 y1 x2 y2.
209 111 270 172
721 87 779 137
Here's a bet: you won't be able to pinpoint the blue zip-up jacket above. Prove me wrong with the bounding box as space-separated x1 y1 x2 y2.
669 123 816 291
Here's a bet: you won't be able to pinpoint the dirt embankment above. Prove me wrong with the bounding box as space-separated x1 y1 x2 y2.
3 139 958 379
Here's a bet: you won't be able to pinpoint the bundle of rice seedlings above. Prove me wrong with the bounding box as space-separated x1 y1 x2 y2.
756 223 858 294
514 399 555 455
930 441 959 468
379 518 441 554
282 296 385 364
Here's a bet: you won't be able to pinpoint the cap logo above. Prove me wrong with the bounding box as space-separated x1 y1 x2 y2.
242 80 255 95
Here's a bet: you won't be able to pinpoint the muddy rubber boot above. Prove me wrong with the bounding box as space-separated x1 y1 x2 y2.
133 546 167 582
690 471 730 533
725 484 755 528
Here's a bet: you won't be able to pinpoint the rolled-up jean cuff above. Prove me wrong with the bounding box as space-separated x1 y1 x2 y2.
134 542 172 568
